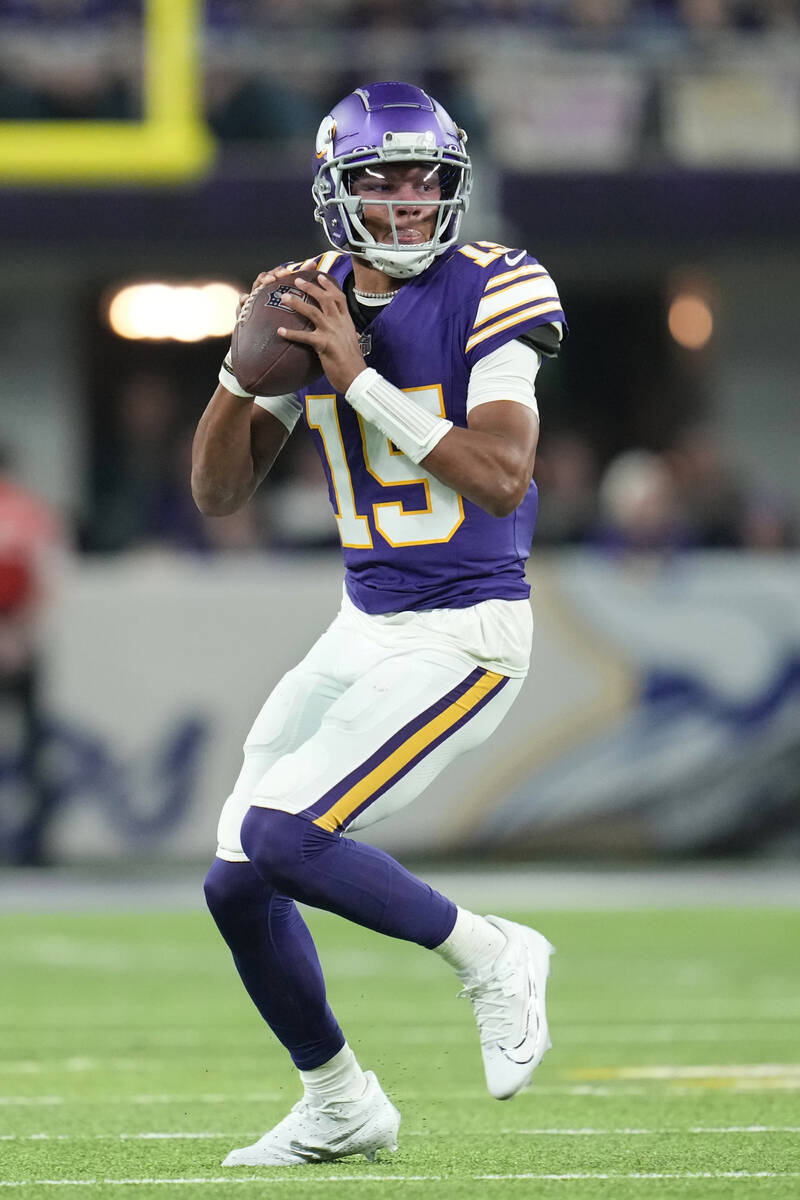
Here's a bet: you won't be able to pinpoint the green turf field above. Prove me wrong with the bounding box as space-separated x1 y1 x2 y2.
2 903 799 1198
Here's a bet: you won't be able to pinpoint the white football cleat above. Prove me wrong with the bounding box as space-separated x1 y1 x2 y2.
459 915 554 1100
221 1070 400 1167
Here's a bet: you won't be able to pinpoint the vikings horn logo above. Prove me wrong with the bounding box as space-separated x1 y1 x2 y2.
315 116 337 161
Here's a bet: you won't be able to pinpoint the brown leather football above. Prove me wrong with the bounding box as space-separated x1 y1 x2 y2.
231 269 327 396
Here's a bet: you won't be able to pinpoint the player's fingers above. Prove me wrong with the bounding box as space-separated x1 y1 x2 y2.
295 275 340 306
277 325 319 346
296 274 339 292
293 277 325 303
250 267 291 291
281 291 323 321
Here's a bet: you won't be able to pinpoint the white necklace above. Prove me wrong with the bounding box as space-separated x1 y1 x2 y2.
354 288 398 303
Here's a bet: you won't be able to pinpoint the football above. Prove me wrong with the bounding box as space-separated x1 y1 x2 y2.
231 269 327 396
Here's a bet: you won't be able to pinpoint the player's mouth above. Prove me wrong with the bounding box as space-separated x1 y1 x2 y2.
381 229 429 245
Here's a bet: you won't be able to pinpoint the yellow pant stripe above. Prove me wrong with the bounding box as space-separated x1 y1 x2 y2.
312 669 505 832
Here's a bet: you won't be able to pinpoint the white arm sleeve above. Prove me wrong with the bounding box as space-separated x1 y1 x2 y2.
253 392 304 432
218 353 303 433
466 339 541 417
345 369 452 464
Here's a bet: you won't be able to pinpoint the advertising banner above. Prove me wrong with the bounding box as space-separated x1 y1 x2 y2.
2 552 798 862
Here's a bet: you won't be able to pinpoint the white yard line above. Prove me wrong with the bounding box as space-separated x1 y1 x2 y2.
477 1172 800 1182
8 1027 800 1062
394 1024 800 1044
506 1125 800 1136
576 1063 800 1080
8 998 800 1024
3 1026 799 1077
0 1093 284 1107
0 1134 245 1141
2 1125 799 1142
5 1079 800 1107
0 1060 159 1076
1 1171 800 1186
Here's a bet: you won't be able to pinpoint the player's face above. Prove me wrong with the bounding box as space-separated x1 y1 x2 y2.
349 164 442 245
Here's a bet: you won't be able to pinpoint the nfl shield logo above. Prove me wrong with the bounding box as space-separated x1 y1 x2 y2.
358 332 372 356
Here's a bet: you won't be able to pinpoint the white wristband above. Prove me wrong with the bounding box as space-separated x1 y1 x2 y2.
345 368 453 464
219 353 254 399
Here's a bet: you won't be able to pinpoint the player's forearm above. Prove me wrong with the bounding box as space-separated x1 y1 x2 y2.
421 425 536 518
191 386 266 515
345 369 537 519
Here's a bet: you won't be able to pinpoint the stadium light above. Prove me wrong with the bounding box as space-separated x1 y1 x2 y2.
668 293 714 350
106 281 242 341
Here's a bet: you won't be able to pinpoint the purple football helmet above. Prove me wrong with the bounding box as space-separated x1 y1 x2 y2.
312 81 472 279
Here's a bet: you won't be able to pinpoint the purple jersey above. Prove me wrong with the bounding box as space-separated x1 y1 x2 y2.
287 242 565 615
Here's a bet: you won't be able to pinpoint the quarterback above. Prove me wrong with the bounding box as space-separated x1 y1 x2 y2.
192 81 566 1167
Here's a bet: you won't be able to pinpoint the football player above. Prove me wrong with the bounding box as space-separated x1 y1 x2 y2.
193 81 566 1168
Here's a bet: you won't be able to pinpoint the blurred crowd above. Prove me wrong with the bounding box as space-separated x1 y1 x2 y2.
81 368 340 556
1 1 799 161
534 427 798 554
207 0 800 35
2 0 795 34
68 366 798 559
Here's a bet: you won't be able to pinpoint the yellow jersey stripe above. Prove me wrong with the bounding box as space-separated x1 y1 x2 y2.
312 669 505 832
465 300 563 353
283 252 344 274
484 264 547 292
317 250 345 273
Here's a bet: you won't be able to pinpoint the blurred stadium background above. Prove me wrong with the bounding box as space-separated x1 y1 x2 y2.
1 0 799 876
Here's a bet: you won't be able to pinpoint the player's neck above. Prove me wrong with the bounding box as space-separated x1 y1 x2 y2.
351 257 404 299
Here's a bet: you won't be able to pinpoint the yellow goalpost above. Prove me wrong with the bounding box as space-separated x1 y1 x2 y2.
0 0 214 185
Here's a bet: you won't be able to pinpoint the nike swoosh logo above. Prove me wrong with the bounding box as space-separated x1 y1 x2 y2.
499 962 540 1064
504 250 526 267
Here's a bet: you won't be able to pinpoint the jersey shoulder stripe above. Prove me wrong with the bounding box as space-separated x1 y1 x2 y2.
466 300 564 353
473 275 560 332
462 248 564 355
282 251 346 274
484 263 548 291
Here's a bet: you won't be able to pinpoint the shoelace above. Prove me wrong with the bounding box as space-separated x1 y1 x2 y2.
458 968 518 1045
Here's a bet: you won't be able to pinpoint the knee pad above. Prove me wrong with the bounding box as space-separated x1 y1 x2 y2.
240 807 317 892
203 856 266 921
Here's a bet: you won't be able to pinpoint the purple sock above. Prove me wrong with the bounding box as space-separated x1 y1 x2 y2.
240 807 457 950
203 857 345 1070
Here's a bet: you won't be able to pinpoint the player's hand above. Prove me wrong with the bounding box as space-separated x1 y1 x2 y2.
277 274 366 395
235 267 294 320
